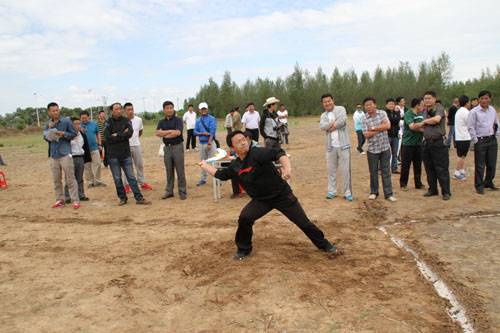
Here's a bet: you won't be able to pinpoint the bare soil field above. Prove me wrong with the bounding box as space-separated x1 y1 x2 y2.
1 117 499 332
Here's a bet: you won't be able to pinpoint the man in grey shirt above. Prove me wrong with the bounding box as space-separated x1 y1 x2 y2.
467 90 499 194
421 91 451 200
319 93 352 201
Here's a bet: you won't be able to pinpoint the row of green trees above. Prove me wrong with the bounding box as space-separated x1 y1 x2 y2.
2 52 499 129
184 52 500 117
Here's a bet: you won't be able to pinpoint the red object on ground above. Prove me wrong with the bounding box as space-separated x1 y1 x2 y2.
141 183 153 190
125 184 131 193
0 171 7 189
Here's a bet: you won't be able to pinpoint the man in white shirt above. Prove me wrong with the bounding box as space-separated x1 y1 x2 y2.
277 104 289 144
123 102 153 191
453 95 472 180
241 102 260 142
183 104 197 151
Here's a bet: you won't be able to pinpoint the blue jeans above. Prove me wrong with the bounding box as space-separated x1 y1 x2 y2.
109 157 143 201
389 136 399 172
446 126 455 147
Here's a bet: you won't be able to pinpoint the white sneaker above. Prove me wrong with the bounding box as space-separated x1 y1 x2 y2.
186 149 190 152
361 151 366 155
386 196 397 202
368 194 377 200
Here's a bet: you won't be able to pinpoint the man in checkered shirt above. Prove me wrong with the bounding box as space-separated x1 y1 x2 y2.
361 97 397 202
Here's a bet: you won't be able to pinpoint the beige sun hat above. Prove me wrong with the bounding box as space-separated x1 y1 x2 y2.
263 97 280 107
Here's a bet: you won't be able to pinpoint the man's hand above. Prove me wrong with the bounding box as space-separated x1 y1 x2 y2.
281 167 292 181
111 133 118 137
55 131 65 137
124 128 129 133
199 160 209 169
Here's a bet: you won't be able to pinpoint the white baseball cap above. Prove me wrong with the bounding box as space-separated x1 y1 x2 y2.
198 102 208 109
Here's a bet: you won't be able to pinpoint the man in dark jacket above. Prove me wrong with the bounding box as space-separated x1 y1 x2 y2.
104 102 151 206
199 130 338 260
385 98 401 173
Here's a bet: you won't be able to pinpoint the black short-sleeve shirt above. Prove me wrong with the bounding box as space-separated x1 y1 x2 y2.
214 147 289 200
156 116 183 145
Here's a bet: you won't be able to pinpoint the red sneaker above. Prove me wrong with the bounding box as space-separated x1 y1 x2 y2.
141 183 153 190
72 202 80 209
125 184 131 193
52 200 64 208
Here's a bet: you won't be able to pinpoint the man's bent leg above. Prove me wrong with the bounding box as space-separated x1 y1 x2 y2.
236 199 272 254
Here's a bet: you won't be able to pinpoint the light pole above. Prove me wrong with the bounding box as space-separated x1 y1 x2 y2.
33 92 40 127
88 89 93 120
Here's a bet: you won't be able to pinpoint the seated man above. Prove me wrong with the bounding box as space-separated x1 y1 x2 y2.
199 130 338 260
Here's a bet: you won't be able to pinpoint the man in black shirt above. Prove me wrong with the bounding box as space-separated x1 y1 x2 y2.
385 98 401 173
446 97 459 147
199 130 337 260
104 102 151 206
156 101 187 200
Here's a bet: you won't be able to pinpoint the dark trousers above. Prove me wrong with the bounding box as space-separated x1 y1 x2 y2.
102 141 108 167
247 128 259 142
186 129 196 150
367 149 393 198
109 156 143 201
235 192 330 253
389 136 399 172
356 130 365 153
400 145 423 188
64 156 86 200
423 139 450 195
474 136 498 190
163 143 187 196
367 149 392 199
231 176 241 194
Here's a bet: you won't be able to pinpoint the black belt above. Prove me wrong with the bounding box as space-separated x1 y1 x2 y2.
424 137 444 143
477 135 495 141
164 141 182 146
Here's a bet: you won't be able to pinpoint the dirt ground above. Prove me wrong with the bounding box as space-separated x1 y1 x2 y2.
1 117 499 332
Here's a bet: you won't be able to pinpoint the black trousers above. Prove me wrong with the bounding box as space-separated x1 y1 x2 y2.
423 139 450 195
474 136 498 190
186 129 196 150
236 192 330 253
400 145 423 188
247 128 259 142
231 176 241 195
356 130 365 153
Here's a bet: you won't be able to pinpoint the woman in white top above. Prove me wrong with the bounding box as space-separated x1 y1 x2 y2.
453 95 472 180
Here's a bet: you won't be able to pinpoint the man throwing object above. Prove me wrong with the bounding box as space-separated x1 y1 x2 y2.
199 130 338 260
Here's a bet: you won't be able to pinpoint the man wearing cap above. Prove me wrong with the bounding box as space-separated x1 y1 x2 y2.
194 102 217 186
260 97 281 149
199 130 338 260
242 102 260 142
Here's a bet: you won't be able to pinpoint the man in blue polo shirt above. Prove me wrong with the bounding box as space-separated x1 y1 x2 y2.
80 110 105 187
194 102 217 186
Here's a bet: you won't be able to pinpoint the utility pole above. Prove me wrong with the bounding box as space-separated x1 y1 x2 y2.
33 92 40 127
88 89 93 120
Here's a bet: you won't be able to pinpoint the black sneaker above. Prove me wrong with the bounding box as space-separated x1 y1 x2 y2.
161 193 174 200
476 188 485 195
233 251 251 261
486 184 499 191
136 198 152 205
80 197 90 201
118 198 128 206
442 194 451 201
179 195 187 200
423 191 438 197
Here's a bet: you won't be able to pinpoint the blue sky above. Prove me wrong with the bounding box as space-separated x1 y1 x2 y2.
1 0 499 115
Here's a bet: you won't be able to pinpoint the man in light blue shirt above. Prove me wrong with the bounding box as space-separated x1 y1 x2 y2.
80 110 105 187
353 103 365 154
43 102 80 209
467 90 499 194
194 102 217 186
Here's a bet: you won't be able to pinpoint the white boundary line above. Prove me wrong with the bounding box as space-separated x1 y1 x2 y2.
378 225 474 333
